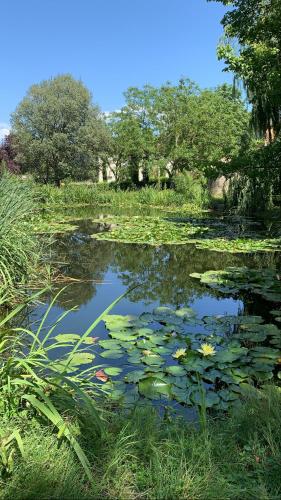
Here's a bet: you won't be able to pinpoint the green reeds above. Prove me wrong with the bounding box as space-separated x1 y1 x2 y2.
0 173 41 305
0 286 129 482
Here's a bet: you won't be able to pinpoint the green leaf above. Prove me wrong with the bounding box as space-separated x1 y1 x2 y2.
99 339 122 349
100 350 123 359
138 377 172 399
104 367 123 376
141 354 164 366
125 370 146 383
165 365 186 376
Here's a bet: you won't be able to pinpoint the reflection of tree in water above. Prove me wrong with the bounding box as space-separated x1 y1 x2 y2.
50 234 115 307
112 244 247 306
49 219 281 310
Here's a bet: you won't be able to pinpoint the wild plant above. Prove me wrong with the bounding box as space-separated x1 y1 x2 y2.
0 287 127 482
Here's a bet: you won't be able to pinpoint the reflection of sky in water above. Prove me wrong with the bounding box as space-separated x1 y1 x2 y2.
30 267 242 344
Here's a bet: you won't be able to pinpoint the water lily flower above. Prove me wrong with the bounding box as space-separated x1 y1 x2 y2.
197 343 216 356
173 348 187 359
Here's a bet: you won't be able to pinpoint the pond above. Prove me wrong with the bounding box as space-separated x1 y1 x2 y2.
27 207 281 413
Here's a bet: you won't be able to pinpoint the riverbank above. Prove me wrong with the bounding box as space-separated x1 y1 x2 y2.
1 385 280 499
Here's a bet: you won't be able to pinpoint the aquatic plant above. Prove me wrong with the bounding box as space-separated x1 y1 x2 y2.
91 215 208 245
191 267 281 302
91 214 281 253
95 306 281 408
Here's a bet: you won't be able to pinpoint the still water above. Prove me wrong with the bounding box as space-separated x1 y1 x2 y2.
29 208 280 349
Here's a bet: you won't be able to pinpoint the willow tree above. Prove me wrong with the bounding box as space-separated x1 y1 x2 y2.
210 0 281 140
209 0 281 213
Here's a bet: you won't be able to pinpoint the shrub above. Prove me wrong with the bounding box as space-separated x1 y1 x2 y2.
173 171 209 207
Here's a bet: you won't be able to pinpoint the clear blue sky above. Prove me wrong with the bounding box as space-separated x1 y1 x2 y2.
1 0 230 131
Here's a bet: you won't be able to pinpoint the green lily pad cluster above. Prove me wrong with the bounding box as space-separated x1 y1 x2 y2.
33 218 80 234
192 238 281 253
90 214 281 253
97 306 281 409
91 216 208 245
191 267 281 302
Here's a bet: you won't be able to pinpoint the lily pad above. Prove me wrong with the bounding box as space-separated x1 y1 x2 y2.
100 350 124 359
104 367 123 376
165 365 186 376
138 377 172 399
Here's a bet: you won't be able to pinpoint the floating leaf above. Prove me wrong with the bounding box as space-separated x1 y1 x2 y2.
138 377 172 399
165 365 186 376
99 339 122 349
104 367 123 376
100 350 123 359
68 352 95 367
141 354 164 366
125 370 145 383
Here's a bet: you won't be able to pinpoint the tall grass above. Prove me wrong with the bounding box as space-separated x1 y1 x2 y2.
38 182 207 211
0 173 41 305
0 287 129 482
1 386 280 499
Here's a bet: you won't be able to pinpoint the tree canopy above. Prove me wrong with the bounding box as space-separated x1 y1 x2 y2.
12 74 110 185
210 0 281 139
109 79 249 182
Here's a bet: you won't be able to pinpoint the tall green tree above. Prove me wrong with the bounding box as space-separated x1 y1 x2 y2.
110 79 248 182
109 87 157 184
12 74 109 185
154 80 249 177
210 0 281 139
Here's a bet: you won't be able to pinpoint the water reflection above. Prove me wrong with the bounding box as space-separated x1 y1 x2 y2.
48 211 281 311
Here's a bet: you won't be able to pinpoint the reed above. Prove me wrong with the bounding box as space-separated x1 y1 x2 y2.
0 173 41 305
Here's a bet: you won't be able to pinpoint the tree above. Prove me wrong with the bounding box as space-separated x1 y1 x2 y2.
109 87 157 185
0 134 20 173
109 79 249 183
154 80 249 177
210 0 281 139
209 0 281 213
12 74 109 185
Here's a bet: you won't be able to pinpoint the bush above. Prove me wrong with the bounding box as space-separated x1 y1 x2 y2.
173 171 209 207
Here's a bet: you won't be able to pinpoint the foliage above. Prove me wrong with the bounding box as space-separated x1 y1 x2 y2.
191 266 281 302
173 171 209 206
211 0 281 138
226 138 281 214
91 213 281 252
37 182 206 211
0 134 20 173
0 173 42 305
95 306 281 407
11 74 109 185
1 386 280 499
92 216 208 245
209 1 281 214
192 236 281 253
109 79 249 182
0 287 130 481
